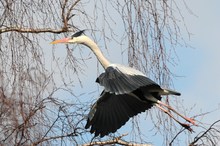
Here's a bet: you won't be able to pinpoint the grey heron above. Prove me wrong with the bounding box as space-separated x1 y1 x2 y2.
51 30 196 137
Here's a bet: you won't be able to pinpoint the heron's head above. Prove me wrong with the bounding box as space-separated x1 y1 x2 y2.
50 30 86 44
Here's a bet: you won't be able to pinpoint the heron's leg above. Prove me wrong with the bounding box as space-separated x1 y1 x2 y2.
157 100 196 126
145 95 196 126
155 104 193 132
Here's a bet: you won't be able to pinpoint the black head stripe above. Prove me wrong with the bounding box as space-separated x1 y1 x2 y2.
71 30 85 38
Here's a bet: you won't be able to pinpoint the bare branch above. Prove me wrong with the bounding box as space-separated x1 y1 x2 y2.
0 27 75 34
82 134 152 146
189 120 220 146
1 0 216 146
32 132 78 146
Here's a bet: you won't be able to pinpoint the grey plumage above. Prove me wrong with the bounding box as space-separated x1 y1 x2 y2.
86 64 181 137
96 64 159 95
50 32 186 137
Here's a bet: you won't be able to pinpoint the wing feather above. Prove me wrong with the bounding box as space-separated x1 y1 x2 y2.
96 64 159 94
85 90 153 137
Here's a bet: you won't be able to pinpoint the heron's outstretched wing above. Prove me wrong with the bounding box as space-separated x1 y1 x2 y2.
96 64 161 95
85 90 153 137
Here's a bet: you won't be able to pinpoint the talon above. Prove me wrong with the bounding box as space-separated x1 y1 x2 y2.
181 123 194 132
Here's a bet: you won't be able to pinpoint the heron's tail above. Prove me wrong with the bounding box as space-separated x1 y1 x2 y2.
162 88 181 96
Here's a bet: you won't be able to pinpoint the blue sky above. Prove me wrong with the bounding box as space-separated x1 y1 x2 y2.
81 0 220 145
49 0 220 145
167 0 220 144
174 0 220 119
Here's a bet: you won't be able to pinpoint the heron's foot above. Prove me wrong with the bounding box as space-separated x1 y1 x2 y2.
181 123 194 132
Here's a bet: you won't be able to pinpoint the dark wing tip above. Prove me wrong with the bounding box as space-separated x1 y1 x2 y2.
176 92 181 96
95 77 99 83
170 90 181 96
85 120 90 129
71 30 86 38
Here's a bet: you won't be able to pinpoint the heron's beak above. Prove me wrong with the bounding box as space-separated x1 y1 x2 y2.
50 38 71 44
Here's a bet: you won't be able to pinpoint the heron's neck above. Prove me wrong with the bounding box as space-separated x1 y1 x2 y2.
79 36 110 69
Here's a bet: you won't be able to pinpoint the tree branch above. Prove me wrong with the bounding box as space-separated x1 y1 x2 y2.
82 134 152 146
189 120 220 146
0 27 76 34
32 132 78 146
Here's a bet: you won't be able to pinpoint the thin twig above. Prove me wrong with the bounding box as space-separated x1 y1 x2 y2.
82 134 152 146
189 120 220 146
0 27 75 34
